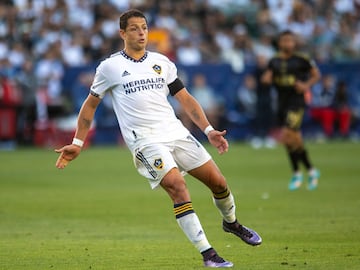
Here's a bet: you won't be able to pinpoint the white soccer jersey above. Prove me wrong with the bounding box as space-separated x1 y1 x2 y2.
90 50 190 152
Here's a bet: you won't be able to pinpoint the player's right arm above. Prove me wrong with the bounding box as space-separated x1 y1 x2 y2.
55 94 101 169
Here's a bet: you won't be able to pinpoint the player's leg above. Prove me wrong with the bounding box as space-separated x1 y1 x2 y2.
188 160 262 246
294 130 320 190
160 168 233 268
280 108 303 190
135 144 232 267
283 109 319 190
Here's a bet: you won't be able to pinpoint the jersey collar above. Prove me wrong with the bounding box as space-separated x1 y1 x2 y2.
120 50 148 63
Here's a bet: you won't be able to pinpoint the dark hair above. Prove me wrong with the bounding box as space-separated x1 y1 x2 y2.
119 9 147 30
278 30 295 40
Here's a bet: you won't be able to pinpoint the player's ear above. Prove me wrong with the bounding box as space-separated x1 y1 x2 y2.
119 29 126 40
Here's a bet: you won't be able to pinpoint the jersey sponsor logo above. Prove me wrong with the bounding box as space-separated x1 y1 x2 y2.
123 77 165 95
274 75 296 87
154 158 164 169
122 70 130 77
152 64 162 74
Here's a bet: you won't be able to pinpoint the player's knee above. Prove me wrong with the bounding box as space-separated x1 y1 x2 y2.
283 129 298 149
161 175 190 203
209 173 227 193
173 179 188 195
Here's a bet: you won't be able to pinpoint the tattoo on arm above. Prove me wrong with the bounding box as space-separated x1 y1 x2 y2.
190 109 201 121
81 118 92 129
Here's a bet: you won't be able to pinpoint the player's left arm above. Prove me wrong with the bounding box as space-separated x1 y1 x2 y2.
174 88 228 154
295 62 321 93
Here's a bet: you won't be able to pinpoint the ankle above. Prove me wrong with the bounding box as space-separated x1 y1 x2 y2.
201 248 216 260
224 219 238 225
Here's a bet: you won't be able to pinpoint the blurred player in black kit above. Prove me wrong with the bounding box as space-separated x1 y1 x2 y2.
262 30 321 190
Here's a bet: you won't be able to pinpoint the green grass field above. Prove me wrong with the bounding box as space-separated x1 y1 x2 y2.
0 142 359 269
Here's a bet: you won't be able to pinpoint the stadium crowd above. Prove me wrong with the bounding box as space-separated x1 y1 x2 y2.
1 0 360 146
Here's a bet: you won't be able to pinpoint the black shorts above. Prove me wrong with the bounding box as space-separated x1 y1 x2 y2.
278 107 305 130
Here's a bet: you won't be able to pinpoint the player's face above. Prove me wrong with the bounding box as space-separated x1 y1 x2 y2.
278 34 296 54
121 17 148 52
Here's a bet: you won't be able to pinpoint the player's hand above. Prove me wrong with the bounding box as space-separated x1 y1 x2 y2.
55 144 81 169
208 129 229 155
295 81 309 94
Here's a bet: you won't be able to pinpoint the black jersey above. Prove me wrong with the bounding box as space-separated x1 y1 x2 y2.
268 52 317 109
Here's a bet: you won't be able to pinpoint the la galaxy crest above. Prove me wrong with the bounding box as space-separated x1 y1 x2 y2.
154 158 164 169
152 64 162 75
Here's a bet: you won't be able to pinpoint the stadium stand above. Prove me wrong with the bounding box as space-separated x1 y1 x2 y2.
0 0 359 146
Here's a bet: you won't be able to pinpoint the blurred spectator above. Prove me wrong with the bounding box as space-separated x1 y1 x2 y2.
253 34 275 60
237 74 257 120
70 71 94 113
332 81 352 137
35 45 64 101
1 0 359 72
310 74 337 137
191 74 222 130
220 25 247 73
61 34 86 67
267 0 293 29
0 72 21 145
1 0 360 144
177 40 202 65
252 55 276 148
14 59 37 144
287 1 315 41
310 76 352 137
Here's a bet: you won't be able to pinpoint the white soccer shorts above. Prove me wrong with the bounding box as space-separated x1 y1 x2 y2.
133 134 212 189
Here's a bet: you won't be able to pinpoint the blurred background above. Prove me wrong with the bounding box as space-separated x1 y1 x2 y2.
1 0 360 150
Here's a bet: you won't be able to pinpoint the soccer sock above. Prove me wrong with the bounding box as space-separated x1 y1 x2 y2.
174 202 212 253
213 187 236 223
287 147 300 172
297 148 313 170
201 247 218 261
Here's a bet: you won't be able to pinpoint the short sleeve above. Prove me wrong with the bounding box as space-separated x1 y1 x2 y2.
299 53 318 71
308 58 318 69
166 60 178 85
90 63 112 99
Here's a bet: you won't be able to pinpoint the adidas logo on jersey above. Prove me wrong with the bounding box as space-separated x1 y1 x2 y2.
122 70 130 77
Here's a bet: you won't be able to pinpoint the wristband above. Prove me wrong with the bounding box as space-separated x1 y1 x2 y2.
204 125 215 136
72 138 84 148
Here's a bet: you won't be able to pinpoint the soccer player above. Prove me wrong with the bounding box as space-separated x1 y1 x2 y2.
262 30 321 191
55 10 261 268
